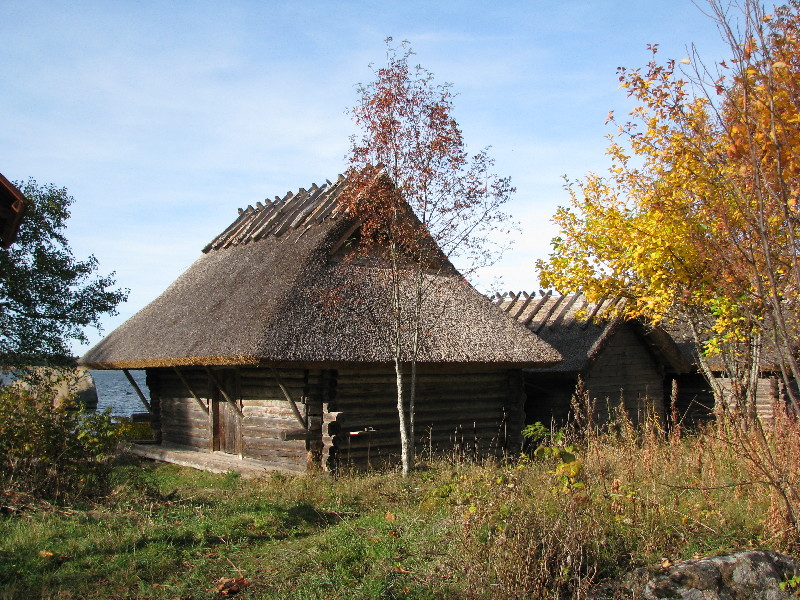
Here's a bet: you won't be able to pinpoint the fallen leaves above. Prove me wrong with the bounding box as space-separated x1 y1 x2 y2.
215 577 251 597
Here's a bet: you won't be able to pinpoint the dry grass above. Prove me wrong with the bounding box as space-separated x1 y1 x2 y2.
3 404 799 599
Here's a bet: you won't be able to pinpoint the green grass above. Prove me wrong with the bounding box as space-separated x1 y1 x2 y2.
0 423 788 600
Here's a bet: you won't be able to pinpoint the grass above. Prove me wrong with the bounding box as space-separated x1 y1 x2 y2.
0 417 793 600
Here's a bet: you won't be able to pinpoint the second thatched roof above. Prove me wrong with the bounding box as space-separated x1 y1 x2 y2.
493 291 690 374
81 176 561 370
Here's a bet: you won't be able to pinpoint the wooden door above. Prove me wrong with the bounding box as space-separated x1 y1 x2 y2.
211 370 241 455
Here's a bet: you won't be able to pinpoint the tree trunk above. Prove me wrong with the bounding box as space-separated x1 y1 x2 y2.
395 357 411 476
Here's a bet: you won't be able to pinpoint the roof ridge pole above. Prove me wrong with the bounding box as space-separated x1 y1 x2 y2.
522 290 553 327
269 367 308 429
122 369 153 414
512 291 535 319
533 293 567 333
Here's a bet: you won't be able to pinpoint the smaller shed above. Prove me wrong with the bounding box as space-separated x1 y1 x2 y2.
493 291 690 427
0 173 27 249
664 321 798 422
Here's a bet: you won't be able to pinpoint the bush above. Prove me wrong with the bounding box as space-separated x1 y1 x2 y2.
0 385 123 505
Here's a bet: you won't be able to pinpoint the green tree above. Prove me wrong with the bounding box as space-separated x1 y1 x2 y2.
0 179 128 369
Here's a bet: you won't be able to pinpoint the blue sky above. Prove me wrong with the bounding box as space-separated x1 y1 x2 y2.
0 1 732 353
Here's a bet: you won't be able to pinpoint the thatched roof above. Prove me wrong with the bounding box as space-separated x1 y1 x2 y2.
81 176 561 369
493 291 690 374
0 173 27 249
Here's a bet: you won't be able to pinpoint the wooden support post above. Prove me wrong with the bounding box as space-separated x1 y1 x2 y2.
122 369 152 414
204 366 244 420
172 367 209 414
269 367 308 429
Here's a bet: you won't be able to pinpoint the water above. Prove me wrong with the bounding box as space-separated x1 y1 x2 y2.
90 369 151 417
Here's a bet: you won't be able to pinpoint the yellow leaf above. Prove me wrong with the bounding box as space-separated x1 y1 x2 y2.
680 58 691 65
385 511 396 522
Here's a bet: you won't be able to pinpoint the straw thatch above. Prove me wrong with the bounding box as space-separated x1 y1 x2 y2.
494 291 693 426
81 177 560 370
492 291 689 374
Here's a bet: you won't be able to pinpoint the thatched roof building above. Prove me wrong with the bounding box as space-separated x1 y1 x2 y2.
81 176 560 473
493 291 690 426
662 318 799 422
83 176 556 370
0 173 27 249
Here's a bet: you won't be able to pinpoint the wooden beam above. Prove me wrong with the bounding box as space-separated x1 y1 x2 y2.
122 369 152 414
172 367 209 414
280 428 316 441
269 367 308 429
204 367 244 420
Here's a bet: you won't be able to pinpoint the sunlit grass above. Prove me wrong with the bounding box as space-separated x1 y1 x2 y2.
0 419 788 599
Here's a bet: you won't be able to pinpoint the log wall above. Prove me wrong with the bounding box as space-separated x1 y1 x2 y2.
584 326 665 425
146 367 331 474
322 367 524 471
715 375 798 422
147 366 523 474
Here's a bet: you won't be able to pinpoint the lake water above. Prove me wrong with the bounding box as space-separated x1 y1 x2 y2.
90 369 151 417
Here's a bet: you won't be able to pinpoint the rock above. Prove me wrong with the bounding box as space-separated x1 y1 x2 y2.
11 366 98 410
607 550 800 599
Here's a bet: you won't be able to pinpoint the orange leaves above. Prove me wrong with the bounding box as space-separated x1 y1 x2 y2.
215 577 251 597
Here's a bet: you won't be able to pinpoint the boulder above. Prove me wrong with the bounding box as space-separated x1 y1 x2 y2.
10 366 98 410
608 550 800 599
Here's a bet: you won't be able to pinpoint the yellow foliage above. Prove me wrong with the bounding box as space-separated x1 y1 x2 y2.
538 3 800 358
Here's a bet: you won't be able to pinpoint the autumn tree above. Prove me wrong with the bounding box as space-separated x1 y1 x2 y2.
342 40 515 475
538 0 800 416
0 180 128 370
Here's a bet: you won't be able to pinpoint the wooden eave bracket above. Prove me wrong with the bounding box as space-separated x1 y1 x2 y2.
269 367 308 429
204 366 244 420
122 369 153 414
172 367 209 414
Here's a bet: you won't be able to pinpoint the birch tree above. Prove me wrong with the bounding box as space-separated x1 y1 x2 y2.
341 40 515 475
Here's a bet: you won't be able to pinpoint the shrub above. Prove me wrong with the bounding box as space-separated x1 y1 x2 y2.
0 385 123 505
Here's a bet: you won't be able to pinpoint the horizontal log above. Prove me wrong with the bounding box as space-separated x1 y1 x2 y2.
336 372 508 384
336 376 509 390
242 406 302 419
160 419 209 434
242 416 308 430
240 387 305 399
243 450 307 463
242 398 306 409
161 432 210 448
160 397 209 412
243 434 306 448
161 402 210 417
161 422 210 437
333 391 511 406
280 428 318 441
239 368 309 380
